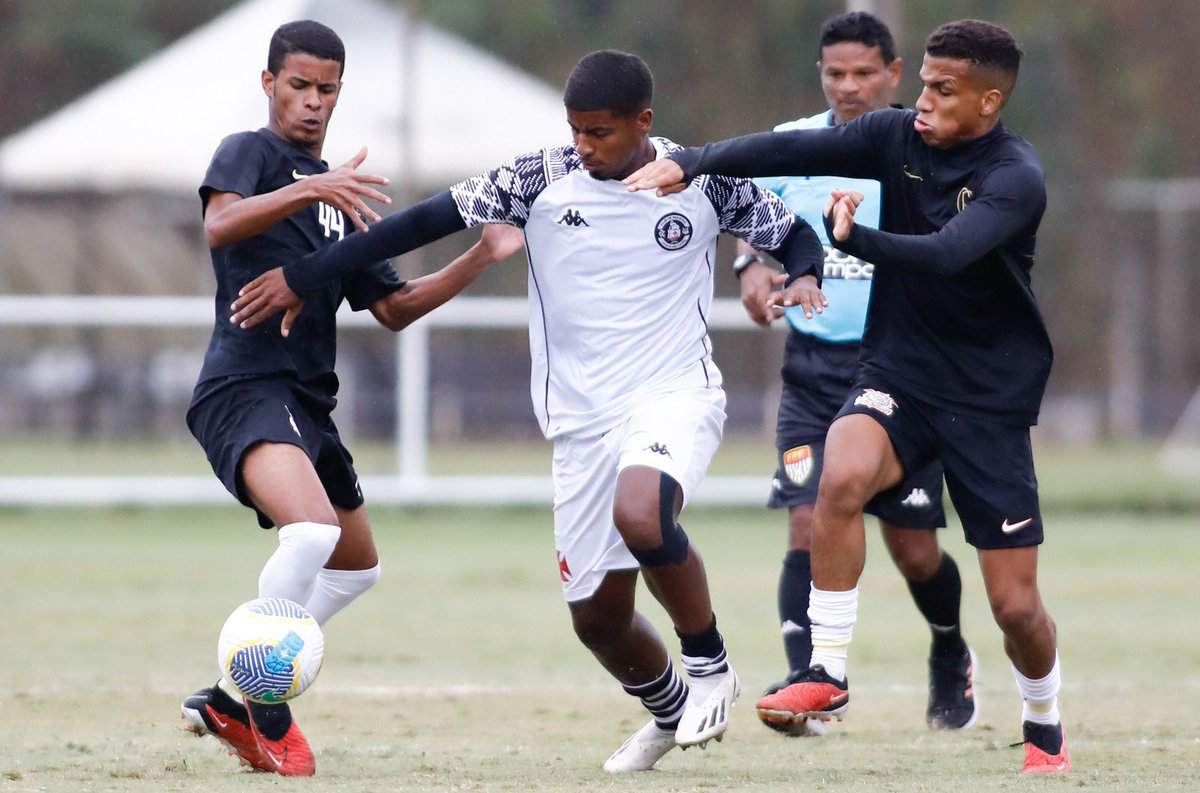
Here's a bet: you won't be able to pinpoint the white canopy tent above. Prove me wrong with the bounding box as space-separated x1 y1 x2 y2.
0 0 569 193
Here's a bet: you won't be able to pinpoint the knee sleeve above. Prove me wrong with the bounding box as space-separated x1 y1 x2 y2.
628 473 690 567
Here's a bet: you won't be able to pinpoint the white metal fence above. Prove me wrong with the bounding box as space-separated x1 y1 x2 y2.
0 295 778 506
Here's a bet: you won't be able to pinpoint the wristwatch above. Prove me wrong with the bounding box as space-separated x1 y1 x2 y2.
732 253 763 279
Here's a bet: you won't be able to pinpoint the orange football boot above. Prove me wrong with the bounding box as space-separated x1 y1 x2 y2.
246 699 316 777
756 664 849 730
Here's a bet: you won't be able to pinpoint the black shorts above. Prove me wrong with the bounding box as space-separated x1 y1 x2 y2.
836 380 1043 550
769 332 946 529
187 377 364 528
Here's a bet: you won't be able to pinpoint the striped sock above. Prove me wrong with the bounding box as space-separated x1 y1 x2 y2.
623 660 689 730
681 646 730 681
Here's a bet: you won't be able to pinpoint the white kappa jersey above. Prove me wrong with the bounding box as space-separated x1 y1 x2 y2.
451 137 795 438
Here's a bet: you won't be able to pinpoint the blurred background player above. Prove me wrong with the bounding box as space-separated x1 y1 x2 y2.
626 18 1070 776
729 11 975 736
224 49 825 773
179 20 521 776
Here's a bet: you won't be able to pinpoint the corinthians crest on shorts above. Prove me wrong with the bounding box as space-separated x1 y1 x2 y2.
782 445 814 485
655 212 693 250
854 388 897 416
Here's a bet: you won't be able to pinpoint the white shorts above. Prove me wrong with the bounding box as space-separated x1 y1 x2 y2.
551 385 726 602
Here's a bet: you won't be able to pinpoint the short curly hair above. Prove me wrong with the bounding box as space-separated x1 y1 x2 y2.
925 19 1021 94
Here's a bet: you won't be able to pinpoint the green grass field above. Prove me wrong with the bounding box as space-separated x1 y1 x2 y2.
1 505 1198 792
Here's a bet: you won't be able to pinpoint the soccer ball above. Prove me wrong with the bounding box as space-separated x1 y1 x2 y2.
216 597 324 704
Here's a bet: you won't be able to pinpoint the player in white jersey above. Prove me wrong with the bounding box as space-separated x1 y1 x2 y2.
731 12 976 736
226 49 826 773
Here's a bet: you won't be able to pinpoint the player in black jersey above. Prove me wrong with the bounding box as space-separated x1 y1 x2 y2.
626 20 1070 775
731 12 976 737
179 20 522 777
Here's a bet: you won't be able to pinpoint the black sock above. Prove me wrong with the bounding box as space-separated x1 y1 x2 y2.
677 616 729 677
246 700 293 741
906 552 967 659
778 549 813 672
677 615 723 658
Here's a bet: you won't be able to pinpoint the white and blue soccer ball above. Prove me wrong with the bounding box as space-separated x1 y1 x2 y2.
217 598 324 704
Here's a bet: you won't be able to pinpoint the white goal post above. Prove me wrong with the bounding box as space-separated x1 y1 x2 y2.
0 295 777 506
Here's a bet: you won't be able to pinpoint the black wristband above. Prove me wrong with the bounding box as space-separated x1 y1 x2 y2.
732 253 763 279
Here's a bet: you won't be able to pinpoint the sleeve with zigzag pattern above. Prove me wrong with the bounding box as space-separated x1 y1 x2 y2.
702 175 823 285
449 150 550 228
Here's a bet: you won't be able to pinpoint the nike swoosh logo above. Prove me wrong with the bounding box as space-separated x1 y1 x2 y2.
1001 517 1034 534
207 708 229 730
260 744 286 769
781 620 807 636
292 169 310 180
902 166 924 181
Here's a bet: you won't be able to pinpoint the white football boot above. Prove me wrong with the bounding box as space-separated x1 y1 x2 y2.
603 720 677 773
675 665 741 748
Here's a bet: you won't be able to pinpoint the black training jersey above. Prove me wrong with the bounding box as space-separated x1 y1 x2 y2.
191 128 404 408
673 108 1052 425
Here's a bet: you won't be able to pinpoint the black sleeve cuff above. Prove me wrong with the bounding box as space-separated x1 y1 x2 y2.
668 147 704 182
763 219 823 288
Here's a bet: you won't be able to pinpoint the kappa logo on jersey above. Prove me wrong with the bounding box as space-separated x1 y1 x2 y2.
900 488 932 508
646 442 672 459
557 551 572 582
782 445 814 485
654 212 693 251
956 186 974 213
854 388 897 416
557 208 590 227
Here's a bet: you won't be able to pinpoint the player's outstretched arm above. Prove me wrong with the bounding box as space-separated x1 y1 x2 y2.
230 191 468 330
369 224 524 332
710 176 827 320
231 151 544 331
625 117 887 194
204 147 391 247
824 163 1045 275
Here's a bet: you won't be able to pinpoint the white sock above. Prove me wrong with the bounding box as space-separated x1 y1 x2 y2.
304 563 381 625
257 522 341 605
808 585 858 682
1013 653 1062 726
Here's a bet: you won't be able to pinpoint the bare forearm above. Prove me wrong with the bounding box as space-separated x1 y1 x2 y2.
204 182 318 247
372 241 493 331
